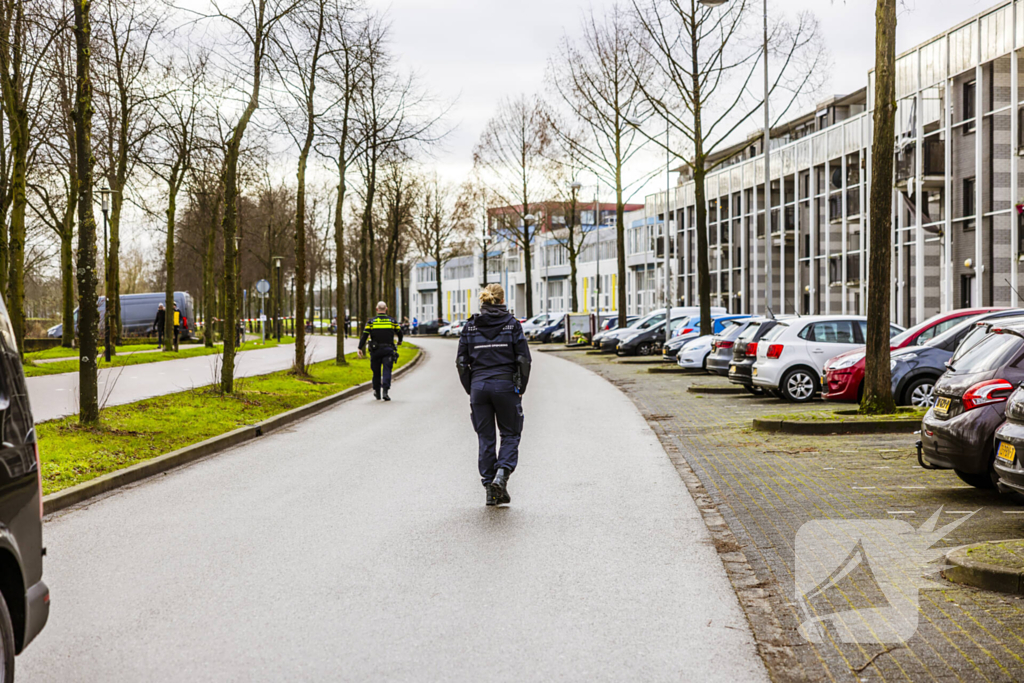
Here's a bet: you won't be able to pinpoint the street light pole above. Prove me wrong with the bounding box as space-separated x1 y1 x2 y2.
664 116 672 348
99 186 111 362
594 183 600 316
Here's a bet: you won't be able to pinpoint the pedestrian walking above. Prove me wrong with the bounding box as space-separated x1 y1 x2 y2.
401 317 410 337
358 301 404 401
456 284 531 507
153 304 166 348
412 317 419 336
172 303 182 351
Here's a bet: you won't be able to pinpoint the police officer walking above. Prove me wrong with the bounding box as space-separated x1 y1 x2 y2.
456 284 531 506
359 301 404 401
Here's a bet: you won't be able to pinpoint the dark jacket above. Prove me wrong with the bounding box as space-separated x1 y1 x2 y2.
153 308 165 332
456 304 532 394
359 315 404 352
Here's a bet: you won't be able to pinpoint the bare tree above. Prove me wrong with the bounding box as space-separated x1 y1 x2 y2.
378 160 416 315
457 172 498 287
148 53 206 351
95 0 161 350
861 0 897 414
72 0 100 423
544 121 593 313
207 0 299 393
547 5 653 326
473 94 551 318
630 0 825 335
410 171 464 321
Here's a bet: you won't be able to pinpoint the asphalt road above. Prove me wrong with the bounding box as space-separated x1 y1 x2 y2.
27 335 357 423
19 338 766 682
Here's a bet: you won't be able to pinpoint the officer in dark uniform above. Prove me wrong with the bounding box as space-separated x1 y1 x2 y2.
456 284 531 506
359 301 404 401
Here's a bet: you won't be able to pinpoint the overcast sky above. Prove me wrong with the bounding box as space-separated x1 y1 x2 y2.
370 0 1004 192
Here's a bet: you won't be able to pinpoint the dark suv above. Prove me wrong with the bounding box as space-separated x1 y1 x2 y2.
921 322 1024 489
0 294 48 677
727 317 788 395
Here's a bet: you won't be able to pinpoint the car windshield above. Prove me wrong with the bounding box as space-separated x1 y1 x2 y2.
926 316 984 349
761 323 788 342
634 312 666 330
951 324 998 363
951 331 1024 374
528 314 548 325
889 312 957 347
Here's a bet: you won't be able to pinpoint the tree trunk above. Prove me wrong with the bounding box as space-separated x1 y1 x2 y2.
294 153 308 374
693 162 712 336
522 223 533 318
73 0 99 424
334 158 348 363
60 223 75 349
203 193 218 348
435 258 443 322
6 117 25 353
164 176 177 351
862 0 898 415
615 186 627 326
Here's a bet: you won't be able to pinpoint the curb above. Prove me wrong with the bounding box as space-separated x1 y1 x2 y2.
647 366 700 374
43 348 426 516
752 416 919 435
536 345 590 353
944 540 1024 595
687 385 747 395
615 357 671 365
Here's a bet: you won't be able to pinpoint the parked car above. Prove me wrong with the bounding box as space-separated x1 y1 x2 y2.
752 316 904 402
549 326 566 343
521 313 553 338
441 320 467 337
534 314 567 343
47 291 197 341
885 312 1024 407
416 318 448 335
675 335 716 369
994 384 1024 497
727 317 795 395
591 315 638 347
821 308 1001 403
598 306 726 353
0 292 49 677
707 318 762 377
662 315 750 358
921 321 1024 488
617 314 694 356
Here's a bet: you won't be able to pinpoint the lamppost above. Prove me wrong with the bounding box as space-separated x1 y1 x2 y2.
701 0 770 314
593 183 601 317
273 256 283 341
524 213 540 314
569 181 582 314
98 185 112 362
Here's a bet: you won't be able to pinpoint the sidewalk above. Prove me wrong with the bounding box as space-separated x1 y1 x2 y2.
29 335 357 423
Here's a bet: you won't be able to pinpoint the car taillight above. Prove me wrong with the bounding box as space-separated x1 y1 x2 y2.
718 341 734 349
767 344 784 359
745 342 758 357
35 442 42 519
681 328 694 335
962 379 1015 411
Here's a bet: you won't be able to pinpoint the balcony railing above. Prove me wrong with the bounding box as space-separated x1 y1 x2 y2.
896 138 945 182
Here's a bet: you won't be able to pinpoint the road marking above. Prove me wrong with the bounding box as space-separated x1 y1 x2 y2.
945 511 976 514
901 486 927 489
874 466 891 469
823 467 836 470
852 486 876 490
1002 511 1024 514
887 511 915 515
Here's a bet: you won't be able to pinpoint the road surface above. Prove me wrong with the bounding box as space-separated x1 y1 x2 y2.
19 338 767 682
28 335 358 423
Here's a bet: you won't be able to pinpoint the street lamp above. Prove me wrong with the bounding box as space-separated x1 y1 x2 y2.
524 213 540 314
701 0 771 314
98 184 112 362
569 182 582 314
273 256 283 341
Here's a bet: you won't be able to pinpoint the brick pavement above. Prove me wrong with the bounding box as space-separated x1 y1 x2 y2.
566 351 1024 683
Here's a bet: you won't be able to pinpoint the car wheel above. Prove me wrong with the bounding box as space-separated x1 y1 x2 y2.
954 467 998 490
744 385 766 396
903 377 937 408
701 353 709 370
780 368 817 402
0 592 14 683
637 342 656 356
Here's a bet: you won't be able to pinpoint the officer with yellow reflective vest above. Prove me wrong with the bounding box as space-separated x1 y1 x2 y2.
358 301 404 401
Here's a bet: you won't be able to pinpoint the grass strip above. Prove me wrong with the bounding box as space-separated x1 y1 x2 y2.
758 407 926 423
23 336 298 377
37 344 417 494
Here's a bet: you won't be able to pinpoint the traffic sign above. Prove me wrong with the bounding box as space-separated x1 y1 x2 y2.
255 279 271 295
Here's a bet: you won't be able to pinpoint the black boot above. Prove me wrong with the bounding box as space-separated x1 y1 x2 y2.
485 484 498 506
383 390 391 402
489 468 509 505
373 389 381 400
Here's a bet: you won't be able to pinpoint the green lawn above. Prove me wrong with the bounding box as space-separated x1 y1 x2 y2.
23 336 298 377
759 407 927 423
26 343 159 361
37 344 417 495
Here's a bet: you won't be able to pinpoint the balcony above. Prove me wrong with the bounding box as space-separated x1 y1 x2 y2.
896 138 945 185
829 188 862 224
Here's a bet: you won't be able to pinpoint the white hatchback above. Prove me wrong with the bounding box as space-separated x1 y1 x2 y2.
752 316 869 402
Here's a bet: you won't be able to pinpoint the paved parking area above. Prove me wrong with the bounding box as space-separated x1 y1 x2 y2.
562 349 1024 683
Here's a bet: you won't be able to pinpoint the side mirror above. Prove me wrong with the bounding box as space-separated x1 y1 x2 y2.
0 393 10 412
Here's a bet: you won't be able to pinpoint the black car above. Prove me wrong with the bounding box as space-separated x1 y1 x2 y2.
920 322 1024 489
707 318 761 377
0 294 49 677
616 315 689 356
599 310 669 353
727 317 789 395
535 314 567 343
415 318 448 335
994 386 1024 498
891 312 1024 407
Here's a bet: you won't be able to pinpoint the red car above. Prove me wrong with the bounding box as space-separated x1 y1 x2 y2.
822 308 1002 402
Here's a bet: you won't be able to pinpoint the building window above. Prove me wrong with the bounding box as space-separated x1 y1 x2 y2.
963 177 976 231
961 274 975 308
963 80 976 134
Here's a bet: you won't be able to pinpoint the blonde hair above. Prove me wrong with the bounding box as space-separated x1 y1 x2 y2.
479 283 505 306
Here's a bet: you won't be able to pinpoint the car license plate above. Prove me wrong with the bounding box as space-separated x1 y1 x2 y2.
998 441 1016 464
752 368 758 376
729 365 736 374
935 397 951 414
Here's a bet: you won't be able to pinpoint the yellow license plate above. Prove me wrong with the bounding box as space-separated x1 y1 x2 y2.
935 397 951 414
753 368 758 376
729 365 736 373
998 441 1016 464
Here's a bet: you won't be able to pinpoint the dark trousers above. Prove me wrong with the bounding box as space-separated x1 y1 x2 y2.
371 347 395 392
470 379 524 486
